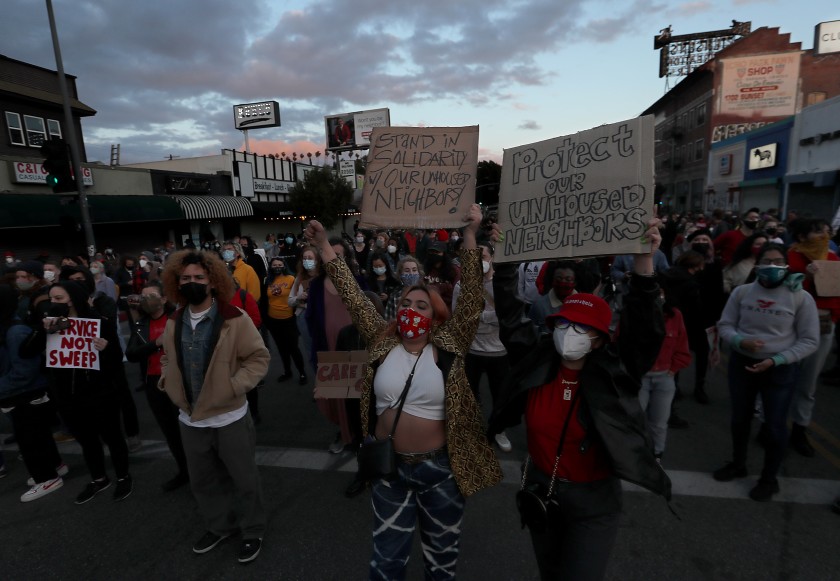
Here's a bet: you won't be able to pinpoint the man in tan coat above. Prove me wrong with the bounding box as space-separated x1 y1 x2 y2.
159 249 269 564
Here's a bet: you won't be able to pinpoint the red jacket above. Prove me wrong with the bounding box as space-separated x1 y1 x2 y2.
648 307 691 374
787 249 840 323
230 288 262 329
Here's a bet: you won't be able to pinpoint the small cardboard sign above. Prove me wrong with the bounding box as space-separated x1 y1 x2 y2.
359 126 478 230
813 260 840 297
46 318 101 370
495 116 655 263
314 351 368 399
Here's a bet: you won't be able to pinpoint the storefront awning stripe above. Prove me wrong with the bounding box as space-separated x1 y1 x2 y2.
167 195 253 220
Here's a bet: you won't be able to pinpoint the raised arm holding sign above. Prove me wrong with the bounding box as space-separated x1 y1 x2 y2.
495 116 655 263
359 126 479 230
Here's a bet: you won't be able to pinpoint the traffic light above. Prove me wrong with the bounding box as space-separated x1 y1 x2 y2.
40 138 75 193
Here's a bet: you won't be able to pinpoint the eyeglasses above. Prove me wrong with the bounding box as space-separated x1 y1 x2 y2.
757 258 786 266
553 318 593 334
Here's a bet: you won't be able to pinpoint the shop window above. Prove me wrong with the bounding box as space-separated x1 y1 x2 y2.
806 92 826 106
47 119 62 139
695 139 704 161
23 115 47 147
696 104 706 126
5 111 25 145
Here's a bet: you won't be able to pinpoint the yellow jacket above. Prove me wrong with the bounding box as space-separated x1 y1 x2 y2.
232 258 261 301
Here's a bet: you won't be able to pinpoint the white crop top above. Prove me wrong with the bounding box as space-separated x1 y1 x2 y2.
373 344 445 420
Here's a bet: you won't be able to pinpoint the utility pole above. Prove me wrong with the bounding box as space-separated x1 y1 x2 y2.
46 0 96 259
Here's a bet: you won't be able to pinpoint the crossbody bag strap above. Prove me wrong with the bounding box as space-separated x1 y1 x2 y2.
386 350 422 439
520 381 584 495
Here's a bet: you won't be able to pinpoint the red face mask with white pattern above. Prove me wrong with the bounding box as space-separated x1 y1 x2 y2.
397 307 432 339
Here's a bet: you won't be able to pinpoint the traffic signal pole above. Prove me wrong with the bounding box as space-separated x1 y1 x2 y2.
46 0 95 259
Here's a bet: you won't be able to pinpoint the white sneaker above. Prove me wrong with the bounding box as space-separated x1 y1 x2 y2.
495 432 513 452
328 434 345 454
26 463 69 487
21 477 63 502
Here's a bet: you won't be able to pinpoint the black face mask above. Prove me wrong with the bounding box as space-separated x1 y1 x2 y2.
270 267 285 276
179 282 208 305
425 255 443 271
743 220 759 230
691 243 710 255
766 228 778 236
241 246 252 256
47 303 70 317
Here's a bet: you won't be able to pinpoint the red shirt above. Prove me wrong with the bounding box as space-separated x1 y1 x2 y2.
526 367 612 483
146 315 167 376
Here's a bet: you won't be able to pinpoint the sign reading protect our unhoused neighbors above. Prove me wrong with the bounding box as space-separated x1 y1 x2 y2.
46 318 101 370
359 126 478 230
495 116 655 263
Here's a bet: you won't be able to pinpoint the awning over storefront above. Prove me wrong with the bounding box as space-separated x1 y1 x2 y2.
0 194 183 229
168 195 253 220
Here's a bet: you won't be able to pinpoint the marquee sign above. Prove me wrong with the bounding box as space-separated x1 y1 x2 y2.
654 21 751 78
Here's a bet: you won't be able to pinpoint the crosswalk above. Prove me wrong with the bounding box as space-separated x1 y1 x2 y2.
13 435 836 506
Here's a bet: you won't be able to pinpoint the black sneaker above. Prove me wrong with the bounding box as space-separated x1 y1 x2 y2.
193 531 230 554
749 478 780 502
668 414 689 429
113 475 133 501
298 374 308 385
161 472 189 492
277 373 292 383
713 462 748 482
75 478 112 504
238 538 262 563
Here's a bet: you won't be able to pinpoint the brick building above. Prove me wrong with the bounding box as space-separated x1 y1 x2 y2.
643 26 840 212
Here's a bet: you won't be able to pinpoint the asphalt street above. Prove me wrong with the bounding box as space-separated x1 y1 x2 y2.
1 327 839 580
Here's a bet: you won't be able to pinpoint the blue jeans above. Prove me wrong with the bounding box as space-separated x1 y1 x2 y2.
370 451 464 581
728 352 799 480
639 372 676 455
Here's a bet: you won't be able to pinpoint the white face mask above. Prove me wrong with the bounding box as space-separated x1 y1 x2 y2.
139 259 148 268
387 244 397 254
373 266 387 275
451 235 459 242
482 260 491 274
43 270 56 282
552 326 593 361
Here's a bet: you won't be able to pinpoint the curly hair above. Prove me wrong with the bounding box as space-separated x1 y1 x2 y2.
162 249 235 304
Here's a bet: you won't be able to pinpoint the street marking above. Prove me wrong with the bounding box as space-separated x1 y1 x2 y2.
17 436 837 506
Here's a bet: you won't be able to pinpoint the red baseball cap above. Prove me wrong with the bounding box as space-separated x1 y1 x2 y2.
545 293 612 336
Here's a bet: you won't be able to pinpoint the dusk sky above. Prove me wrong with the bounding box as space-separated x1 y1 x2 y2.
3 0 838 165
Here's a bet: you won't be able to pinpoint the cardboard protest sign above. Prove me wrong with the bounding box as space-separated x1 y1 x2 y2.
314 351 368 399
359 126 478 230
46 318 101 370
813 260 840 297
495 116 655 263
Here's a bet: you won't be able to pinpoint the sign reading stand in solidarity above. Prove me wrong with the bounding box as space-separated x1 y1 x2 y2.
359 126 478 229
495 116 655 263
46 318 101 370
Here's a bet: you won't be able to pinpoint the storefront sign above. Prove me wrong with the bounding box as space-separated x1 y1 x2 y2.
253 178 294 193
815 20 840 55
10 160 93 186
748 143 777 170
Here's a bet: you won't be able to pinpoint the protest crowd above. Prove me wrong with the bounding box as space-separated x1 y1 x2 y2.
2 201 840 577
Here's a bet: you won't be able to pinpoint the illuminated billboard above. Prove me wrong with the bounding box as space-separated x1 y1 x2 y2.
325 108 390 152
